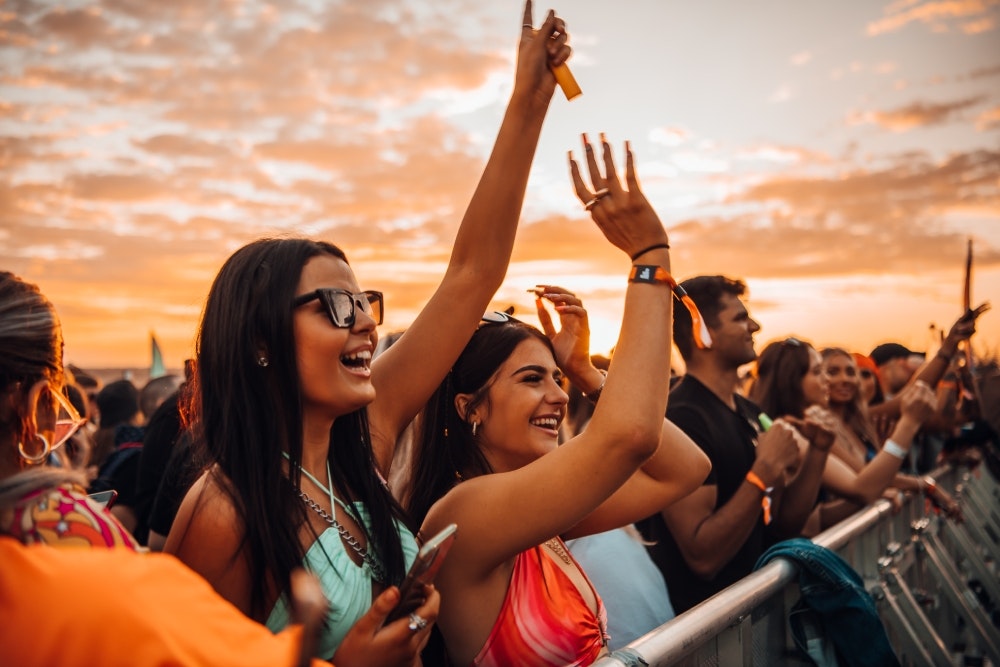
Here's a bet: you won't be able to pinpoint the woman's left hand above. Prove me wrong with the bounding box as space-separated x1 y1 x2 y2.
533 285 592 382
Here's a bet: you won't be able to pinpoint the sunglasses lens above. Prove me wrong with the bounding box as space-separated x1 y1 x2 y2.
329 292 355 327
365 293 384 325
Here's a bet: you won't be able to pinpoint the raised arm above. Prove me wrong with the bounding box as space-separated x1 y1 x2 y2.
423 137 677 569
368 2 572 471
869 307 982 420
533 285 711 538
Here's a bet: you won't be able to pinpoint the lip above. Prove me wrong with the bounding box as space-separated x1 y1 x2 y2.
530 413 562 436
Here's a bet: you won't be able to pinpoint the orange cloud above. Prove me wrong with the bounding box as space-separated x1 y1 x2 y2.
848 95 986 131
867 0 999 36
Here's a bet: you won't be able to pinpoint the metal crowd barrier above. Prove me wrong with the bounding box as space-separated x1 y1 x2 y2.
594 464 1000 667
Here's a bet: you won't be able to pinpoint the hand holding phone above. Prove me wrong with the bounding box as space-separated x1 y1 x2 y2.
383 523 457 626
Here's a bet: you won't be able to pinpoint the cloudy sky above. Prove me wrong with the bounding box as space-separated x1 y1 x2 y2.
2 0 998 370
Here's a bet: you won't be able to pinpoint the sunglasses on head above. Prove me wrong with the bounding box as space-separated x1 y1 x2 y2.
480 310 522 326
294 289 384 328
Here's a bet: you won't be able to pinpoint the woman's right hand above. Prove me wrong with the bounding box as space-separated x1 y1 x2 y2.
332 584 440 667
899 381 935 424
514 0 571 106
569 134 669 259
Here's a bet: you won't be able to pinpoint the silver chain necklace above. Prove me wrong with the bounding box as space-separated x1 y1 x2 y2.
295 486 388 584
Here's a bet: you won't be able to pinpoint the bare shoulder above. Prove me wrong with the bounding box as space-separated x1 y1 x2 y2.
164 468 253 614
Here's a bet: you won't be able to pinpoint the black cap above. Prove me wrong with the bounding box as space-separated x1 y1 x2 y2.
869 343 924 367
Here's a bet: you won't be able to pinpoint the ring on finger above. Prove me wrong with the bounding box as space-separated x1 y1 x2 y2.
407 612 428 632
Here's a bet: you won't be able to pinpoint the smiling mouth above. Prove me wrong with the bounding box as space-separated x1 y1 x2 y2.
530 417 560 431
341 350 371 371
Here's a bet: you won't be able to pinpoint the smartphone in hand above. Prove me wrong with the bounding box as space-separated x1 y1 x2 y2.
87 489 118 510
384 523 457 626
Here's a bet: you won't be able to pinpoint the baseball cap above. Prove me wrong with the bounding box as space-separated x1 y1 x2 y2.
869 343 924 367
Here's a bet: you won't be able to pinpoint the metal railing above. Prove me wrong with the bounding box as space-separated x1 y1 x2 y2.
594 464 1000 667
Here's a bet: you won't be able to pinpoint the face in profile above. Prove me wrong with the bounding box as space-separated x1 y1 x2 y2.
293 254 380 420
461 337 568 472
708 293 761 368
801 346 829 408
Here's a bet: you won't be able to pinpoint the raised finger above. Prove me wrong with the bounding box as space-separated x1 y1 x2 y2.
600 133 622 193
521 0 533 32
582 133 605 189
535 297 557 338
535 284 577 298
543 293 583 308
568 151 594 203
624 140 639 192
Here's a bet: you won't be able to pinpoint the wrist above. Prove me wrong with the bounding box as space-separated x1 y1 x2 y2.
744 471 773 525
582 369 608 404
883 439 909 460
629 243 671 262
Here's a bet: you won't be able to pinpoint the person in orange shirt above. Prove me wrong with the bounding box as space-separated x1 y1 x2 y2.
0 535 357 667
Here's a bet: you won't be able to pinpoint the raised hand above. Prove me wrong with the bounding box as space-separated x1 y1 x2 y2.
899 381 936 424
532 285 593 381
799 405 839 452
569 134 669 259
753 419 803 488
515 0 572 105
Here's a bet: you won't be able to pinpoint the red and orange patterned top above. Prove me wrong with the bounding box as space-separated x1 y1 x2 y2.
472 539 610 667
2 483 137 549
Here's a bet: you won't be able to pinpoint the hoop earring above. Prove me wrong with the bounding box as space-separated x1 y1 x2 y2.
258 356 269 367
18 433 51 465
471 421 478 437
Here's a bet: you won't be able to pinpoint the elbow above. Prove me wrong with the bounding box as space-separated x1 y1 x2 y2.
625 423 662 461
687 555 722 581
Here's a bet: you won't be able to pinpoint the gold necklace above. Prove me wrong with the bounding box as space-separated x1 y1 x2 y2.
544 537 572 565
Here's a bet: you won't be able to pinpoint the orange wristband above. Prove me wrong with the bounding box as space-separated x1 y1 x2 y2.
745 471 773 525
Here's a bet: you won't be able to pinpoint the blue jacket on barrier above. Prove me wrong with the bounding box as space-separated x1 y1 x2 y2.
755 538 900 667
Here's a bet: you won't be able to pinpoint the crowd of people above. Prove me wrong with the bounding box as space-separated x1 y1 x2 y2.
1 3 995 665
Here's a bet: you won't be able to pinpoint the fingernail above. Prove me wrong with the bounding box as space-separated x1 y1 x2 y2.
567 149 573 160
599 132 607 144
625 140 632 153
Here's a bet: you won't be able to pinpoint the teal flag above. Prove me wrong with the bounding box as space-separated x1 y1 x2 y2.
150 333 166 379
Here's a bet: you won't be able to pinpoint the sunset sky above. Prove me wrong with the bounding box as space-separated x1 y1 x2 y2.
2 0 998 371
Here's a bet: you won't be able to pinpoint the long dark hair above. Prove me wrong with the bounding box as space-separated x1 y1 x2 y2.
822 347 880 447
188 238 408 619
407 318 554 527
750 338 813 420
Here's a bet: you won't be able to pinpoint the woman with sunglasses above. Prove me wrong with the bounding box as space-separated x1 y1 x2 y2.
405 136 711 666
0 271 135 548
164 3 573 663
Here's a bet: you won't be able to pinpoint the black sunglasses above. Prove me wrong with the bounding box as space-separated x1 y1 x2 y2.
294 289 384 328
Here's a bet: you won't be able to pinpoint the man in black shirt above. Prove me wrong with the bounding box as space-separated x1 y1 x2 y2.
639 275 830 613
